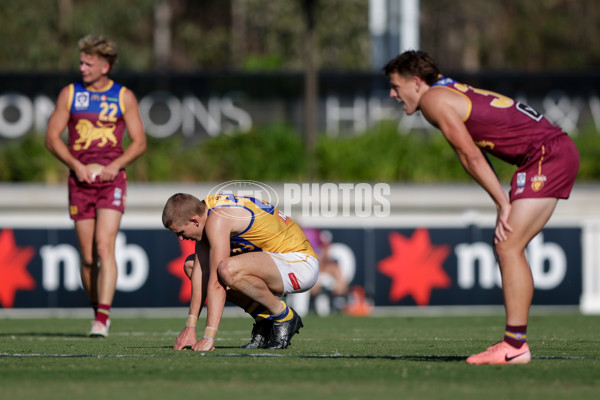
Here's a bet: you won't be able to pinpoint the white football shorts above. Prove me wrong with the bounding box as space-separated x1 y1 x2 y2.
266 252 319 295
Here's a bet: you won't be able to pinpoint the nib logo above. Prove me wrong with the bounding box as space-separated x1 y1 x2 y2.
167 240 196 303
0 229 36 308
377 228 451 306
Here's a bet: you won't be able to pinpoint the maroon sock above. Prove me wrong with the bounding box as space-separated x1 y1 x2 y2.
95 303 111 326
504 325 527 349
91 302 98 318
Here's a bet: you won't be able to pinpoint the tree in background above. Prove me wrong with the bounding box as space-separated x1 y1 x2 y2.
1 0 598 72
421 0 600 71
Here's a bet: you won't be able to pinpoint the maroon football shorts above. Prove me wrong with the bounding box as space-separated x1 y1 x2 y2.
68 170 128 220
510 134 579 201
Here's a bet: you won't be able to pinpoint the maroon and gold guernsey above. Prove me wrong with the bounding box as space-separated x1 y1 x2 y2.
66 80 127 165
431 77 566 166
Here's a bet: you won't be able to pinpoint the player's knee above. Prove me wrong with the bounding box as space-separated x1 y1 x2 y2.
80 255 95 269
95 246 111 261
94 240 115 264
183 260 194 280
494 240 524 264
182 253 195 280
217 258 240 287
494 240 507 259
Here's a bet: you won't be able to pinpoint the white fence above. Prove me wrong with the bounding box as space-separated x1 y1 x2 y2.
1 182 599 313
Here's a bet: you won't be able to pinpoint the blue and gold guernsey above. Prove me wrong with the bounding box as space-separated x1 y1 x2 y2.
66 80 127 165
205 194 317 259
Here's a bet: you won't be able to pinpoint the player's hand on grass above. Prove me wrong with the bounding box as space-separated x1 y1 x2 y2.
192 337 215 352
173 326 197 350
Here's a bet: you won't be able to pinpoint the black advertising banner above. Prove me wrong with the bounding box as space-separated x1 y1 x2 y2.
371 227 582 306
0 225 581 309
1 228 190 308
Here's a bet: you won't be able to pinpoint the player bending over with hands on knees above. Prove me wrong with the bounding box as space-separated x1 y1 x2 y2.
383 51 579 365
162 193 319 351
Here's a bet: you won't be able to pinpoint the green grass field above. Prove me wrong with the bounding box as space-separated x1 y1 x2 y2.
1 312 599 400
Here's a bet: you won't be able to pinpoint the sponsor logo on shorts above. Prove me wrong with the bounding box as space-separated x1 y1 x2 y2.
113 187 123 206
531 175 546 192
514 172 527 195
288 273 301 291
517 172 526 188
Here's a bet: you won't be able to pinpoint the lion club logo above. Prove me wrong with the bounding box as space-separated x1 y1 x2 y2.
531 175 546 192
73 119 118 150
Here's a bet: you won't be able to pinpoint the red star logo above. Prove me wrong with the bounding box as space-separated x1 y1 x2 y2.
377 228 451 306
167 240 196 303
0 229 36 308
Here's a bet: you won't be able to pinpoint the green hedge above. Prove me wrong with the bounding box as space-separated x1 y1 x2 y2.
1 123 597 183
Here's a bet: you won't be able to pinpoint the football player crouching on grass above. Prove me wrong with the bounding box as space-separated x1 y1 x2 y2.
162 193 319 350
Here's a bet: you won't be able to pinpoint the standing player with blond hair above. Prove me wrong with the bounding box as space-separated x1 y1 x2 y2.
383 50 579 364
46 34 146 337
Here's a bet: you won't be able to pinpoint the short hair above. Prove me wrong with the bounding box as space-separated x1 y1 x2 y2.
162 193 206 229
78 34 118 71
382 50 441 85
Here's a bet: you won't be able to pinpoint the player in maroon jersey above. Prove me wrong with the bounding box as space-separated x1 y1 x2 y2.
383 51 579 364
46 35 146 337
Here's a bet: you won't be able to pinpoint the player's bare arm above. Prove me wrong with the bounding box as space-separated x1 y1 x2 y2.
174 239 213 350
190 212 235 351
173 252 202 350
420 89 513 241
45 86 94 184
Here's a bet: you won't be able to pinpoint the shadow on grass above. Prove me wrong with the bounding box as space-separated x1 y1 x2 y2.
176 352 467 362
297 354 466 362
109 346 469 361
0 332 88 338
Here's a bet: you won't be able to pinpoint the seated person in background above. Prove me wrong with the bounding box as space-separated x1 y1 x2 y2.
304 228 348 311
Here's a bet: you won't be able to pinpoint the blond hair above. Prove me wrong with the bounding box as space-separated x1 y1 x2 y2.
162 193 207 229
78 34 118 71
